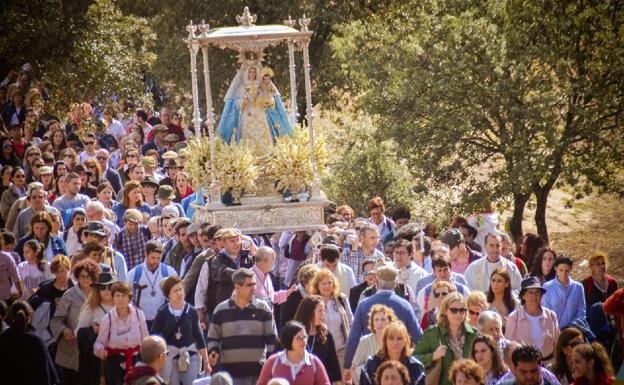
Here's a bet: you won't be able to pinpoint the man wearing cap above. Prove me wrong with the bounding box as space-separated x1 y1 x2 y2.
140 175 159 206
12 182 60 239
96 149 123 192
205 228 254 315
141 124 168 156
464 232 522 293
151 185 184 217
84 220 128 281
74 164 97 199
52 172 91 213
317 237 356 298
114 209 153 270
440 228 483 275
341 223 385 283
163 133 179 154
343 262 423 382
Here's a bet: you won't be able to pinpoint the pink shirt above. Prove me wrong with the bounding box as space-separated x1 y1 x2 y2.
253 265 289 305
0 251 20 301
94 305 149 353
257 352 330 385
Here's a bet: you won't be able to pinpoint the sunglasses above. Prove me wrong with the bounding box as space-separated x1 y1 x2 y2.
468 309 481 316
98 284 112 291
448 307 467 314
33 164 44 168
96 156 108 160
84 141 95 145
433 291 449 298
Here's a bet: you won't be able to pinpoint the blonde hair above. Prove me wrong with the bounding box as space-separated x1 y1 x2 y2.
377 321 412 361
588 251 609 267
467 291 488 308
368 304 398 333
437 292 467 327
311 268 340 298
431 280 457 294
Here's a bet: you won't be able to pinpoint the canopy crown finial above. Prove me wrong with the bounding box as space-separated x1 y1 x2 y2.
237 7 257 27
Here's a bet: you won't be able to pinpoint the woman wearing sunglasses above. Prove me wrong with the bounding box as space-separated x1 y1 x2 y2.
420 280 456 330
413 292 478 385
76 272 116 385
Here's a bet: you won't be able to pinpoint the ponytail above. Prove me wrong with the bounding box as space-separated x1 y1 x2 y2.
25 239 45 272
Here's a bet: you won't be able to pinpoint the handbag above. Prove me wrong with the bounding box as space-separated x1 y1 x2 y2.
425 326 443 385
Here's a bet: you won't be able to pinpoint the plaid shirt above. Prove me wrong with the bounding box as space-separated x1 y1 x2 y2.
341 247 385 283
116 226 150 270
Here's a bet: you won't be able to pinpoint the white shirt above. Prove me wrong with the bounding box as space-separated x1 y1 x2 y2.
464 256 522 293
194 260 210 310
125 262 177 320
107 119 126 143
526 313 544 350
65 228 81 256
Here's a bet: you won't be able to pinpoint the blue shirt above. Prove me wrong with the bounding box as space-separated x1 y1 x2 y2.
52 194 91 214
542 278 586 328
111 202 153 227
343 290 423 369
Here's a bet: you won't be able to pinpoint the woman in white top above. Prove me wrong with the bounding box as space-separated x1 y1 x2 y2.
350 304 398 385
311 268 353 368
17 239 52 300
64 208 87 257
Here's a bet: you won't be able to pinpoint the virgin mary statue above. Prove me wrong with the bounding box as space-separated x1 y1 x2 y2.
217 63 293 155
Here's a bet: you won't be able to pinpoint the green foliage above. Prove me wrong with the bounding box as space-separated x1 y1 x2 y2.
331 0 624 240
317 107 416 217
44 0 156 114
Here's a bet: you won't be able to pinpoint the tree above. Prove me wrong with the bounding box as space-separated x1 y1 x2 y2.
331 0 624 243
0 0 155 115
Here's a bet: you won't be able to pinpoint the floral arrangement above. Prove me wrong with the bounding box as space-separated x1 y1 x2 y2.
213 138 259 194
264 125 328 193
68 102 97 141
185 136 213 189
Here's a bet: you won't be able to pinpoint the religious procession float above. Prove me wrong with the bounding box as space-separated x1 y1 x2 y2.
185 7 328 233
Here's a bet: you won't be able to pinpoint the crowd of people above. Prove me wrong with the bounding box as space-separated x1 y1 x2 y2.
0 69 623 385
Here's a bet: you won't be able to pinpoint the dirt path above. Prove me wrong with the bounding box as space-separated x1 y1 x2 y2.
518 188 624 284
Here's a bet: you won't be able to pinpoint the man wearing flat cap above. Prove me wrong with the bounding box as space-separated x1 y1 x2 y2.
204 228 255 316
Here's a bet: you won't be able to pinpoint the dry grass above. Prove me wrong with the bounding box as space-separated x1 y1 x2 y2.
520 189 624 284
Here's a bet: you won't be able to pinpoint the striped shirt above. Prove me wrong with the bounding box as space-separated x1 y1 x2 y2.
207 297 277 378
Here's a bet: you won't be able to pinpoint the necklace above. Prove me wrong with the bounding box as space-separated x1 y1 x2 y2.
145 267 160 297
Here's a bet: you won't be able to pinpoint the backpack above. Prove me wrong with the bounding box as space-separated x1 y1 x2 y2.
132 263 170 301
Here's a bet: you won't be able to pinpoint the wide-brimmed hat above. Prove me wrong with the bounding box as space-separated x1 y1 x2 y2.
141 175 159 188
519 276 547 296
157 185 176 200
84 221 107 237
164 158 181 169
91 271 117 287
164 133 178 142
39 166 53 175
162 151 179 160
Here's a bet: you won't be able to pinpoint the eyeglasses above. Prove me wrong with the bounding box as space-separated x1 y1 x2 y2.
448 307 467 314
97 156 108 160
433 291 449 298
468 309 481 316
295 334 309 341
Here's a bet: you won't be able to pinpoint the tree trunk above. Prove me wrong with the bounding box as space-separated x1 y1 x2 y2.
534 185 552 243
509 192 530 246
